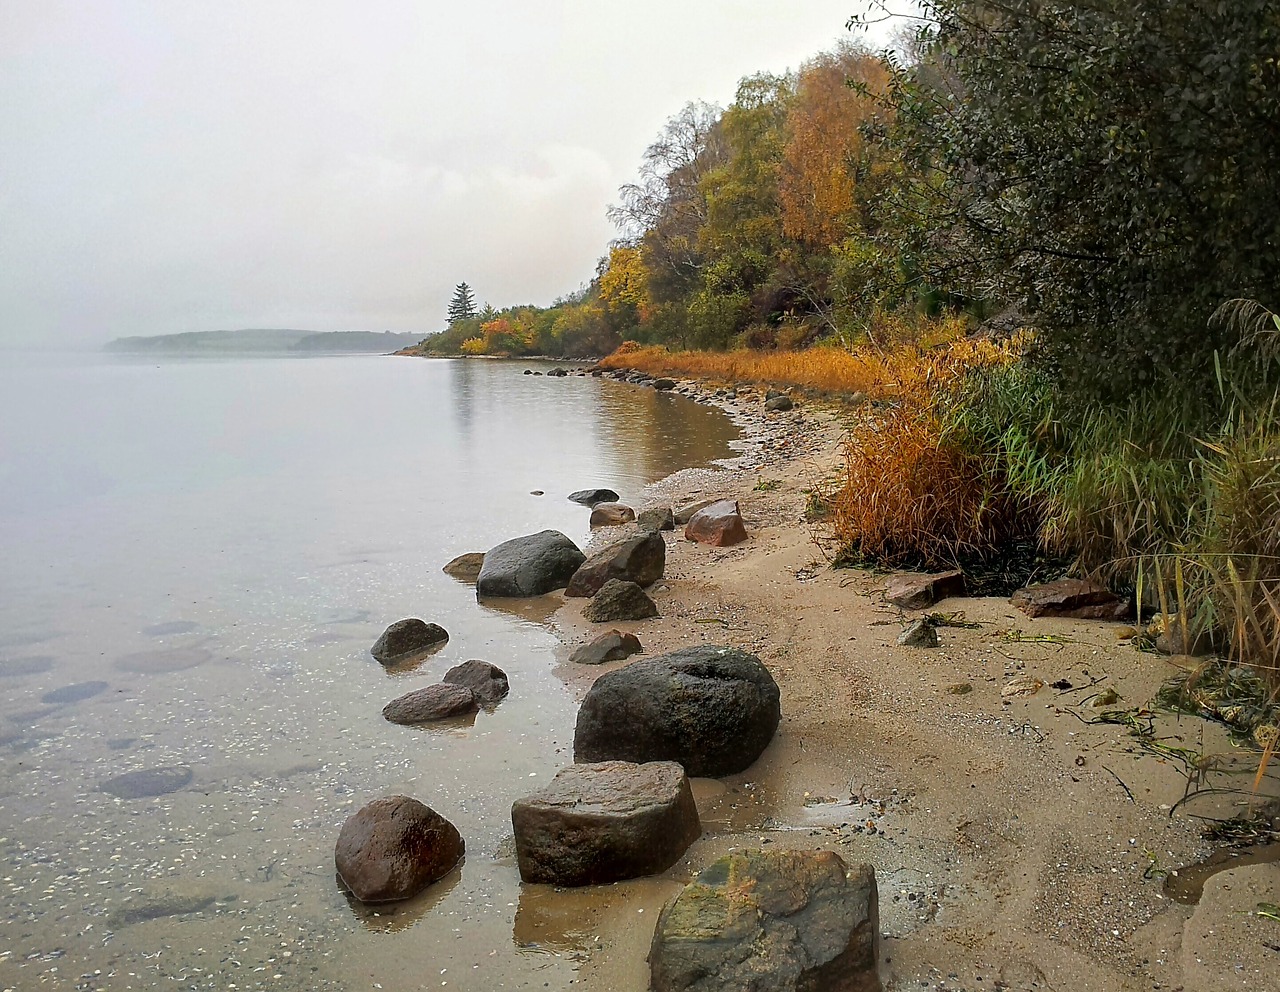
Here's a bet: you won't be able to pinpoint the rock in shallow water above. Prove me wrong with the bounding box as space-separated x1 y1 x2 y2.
114 647 210 674
335 795 464 903
441 552 485 582
101 765 193 799
574 645 780 777
371 619 449 665
568 488 620 507
41 680 109 704
511 760 700 886
476 530 586 598
0 656 54 678
442 660 509 706
589 502 636 528
382 683 478 724
650 849 880 992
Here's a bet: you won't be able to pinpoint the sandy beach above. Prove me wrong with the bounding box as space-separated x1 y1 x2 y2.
544 376 1280 992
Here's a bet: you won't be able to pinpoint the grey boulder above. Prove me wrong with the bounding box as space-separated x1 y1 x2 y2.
382 683 478 724
569 630 643 666
568 488 620 507
565 530 666 597
476 530 586 598
511 760 700 886
371 619 449 665
581 579 659 622
573 645 780 777
442 660 509 706
637 506 676 532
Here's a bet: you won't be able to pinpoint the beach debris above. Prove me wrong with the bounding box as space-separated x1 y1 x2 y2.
335 796 463 903
884 570 966 610
569 630 643 666
382 683 478 725
566 530 665 597
574 645 779 777
582 579 659 622
511 760 700 886
685 500 748 547
589 501 637 528
442 660 509 707
476 530 585 597
371 618 449 665
1010 577 1131 620
442 552 485 582
568 488 619 507
897 619 939 648
636 506 676 532
1001 675 1045 698
650 850 877 992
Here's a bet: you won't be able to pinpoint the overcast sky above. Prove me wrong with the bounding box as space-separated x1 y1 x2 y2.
0 1 909 347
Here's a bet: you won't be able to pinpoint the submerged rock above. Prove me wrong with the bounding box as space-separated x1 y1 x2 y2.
114 647 210 673
685 500 748 547
568 488 620 507
574 645 780 776
569 630 643 666
442 660 509 706
382 683 478 724
101 765 193 799
581 579 659 622
41 680 109 705
335 796 464 903
442 553 485 582
650 849 880 992
565 530 666 597
511 760 700 886
476 530 586 598
0 656 54 678
371 619 449 665
589 502 636 528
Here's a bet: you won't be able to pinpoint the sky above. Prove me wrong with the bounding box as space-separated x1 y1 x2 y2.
0 1 912 347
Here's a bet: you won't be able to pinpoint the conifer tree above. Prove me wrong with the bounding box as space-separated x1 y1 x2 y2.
446 282 477 324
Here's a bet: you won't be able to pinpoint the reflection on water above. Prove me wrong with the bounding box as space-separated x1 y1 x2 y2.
0 354 737 991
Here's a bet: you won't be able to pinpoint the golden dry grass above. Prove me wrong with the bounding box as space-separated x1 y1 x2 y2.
600 324 1018 404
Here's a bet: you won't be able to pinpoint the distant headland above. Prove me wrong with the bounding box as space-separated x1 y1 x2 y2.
104 329 425 355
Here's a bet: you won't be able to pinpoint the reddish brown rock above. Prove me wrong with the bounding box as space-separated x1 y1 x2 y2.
565 530 665 597
442 553 485 582
884 570 965 610
684 500 748 547
335 796 464 903
589 502 636 528
382 683 478 724
1011 578 1131 620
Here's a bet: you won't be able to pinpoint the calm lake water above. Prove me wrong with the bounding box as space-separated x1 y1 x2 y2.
0 353 739 991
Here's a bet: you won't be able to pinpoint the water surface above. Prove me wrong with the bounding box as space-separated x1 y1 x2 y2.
0 353 738 991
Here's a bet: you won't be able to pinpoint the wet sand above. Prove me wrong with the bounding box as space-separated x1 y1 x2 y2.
544 380 1280 992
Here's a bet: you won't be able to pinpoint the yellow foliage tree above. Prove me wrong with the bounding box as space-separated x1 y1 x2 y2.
598 245 650 316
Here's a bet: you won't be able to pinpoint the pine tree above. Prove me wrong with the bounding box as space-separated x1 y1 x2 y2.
446 283 477 325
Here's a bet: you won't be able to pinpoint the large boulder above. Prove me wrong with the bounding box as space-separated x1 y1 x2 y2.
650 849 880 992
442 553 485 582
1011 578 1131 620
574 646 780 777
764 394 794 412
581 579 659 622
476 530 586 598
335 796 464 903
382 683 478 725
569 630 643 666
568 488 619 507
511 760 700 886
371 619 449 665
884 570 965 610
590 502 636 528
685 500 748 547
565 530 666 597
442 660 509 706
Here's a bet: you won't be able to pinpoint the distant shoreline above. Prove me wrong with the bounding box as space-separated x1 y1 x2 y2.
104 328 425 355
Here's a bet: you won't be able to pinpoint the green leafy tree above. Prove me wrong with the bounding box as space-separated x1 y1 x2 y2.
446 282 477 325
868 0 1280 402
